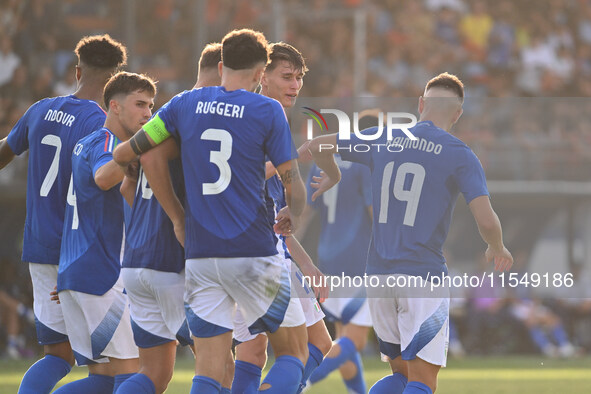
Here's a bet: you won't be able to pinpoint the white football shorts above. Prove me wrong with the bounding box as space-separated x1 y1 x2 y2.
185 255 305 338
233 260 324 343
321 291 372 327
368 274 449 367
29 263 68 345
121 268 192 348
59 277 138 365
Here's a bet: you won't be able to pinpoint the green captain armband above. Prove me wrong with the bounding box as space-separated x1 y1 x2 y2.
143 114 170 145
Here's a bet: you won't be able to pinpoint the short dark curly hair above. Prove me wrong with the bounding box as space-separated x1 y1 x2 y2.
103 71 156 109
221 29 269 70
75 34 127 71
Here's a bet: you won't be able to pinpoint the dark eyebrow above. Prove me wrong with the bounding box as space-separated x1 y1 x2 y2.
136 99 154 108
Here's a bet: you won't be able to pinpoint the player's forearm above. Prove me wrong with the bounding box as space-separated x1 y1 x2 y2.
120 176 137 207
285 236 314 271
309 134 341 185
284 177 306 217
95 160 125 191
142 156 184 225
476 211 504 250
470 196 505 250
114 129 159 167
277 160 306 216
293 205 313 240
265 161 276 180
0 138 15 170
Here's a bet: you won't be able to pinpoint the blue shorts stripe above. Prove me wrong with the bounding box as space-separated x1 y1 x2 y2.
90 296 125 359
34 316 68 345
73 350 98 366
378 337 402 360
130 317 173 348
185 303 231 338
321 304 339 323
176 319 194 346
341 290 367 325
248 265 291 335
401 299 449 361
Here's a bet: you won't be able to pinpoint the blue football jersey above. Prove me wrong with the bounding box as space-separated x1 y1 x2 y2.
265 174 291 260
122 159 185 273
58 128 124 295
307 156 372 277
337 120 489 278
144 86 296 258
6 95 105 265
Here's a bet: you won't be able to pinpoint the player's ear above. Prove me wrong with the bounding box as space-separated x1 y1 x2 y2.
218 61 223 78
254 67 264 85
261 71 268 88
108 98 120 114
453 107 463 125
418 96 424 114
75 65 82 82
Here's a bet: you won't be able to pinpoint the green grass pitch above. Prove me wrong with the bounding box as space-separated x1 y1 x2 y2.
2 356 591 393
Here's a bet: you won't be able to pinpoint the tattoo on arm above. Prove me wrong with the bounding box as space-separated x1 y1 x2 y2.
129 131 152 155
280 168 297 185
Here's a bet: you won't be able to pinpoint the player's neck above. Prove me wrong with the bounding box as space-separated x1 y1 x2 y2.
103 117 131 143
419 114 452 132
73 80 105 108
194 70 221 89
222 73 258 93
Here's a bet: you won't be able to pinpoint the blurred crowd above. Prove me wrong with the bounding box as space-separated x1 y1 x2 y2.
2 0 591 358
2 0 591 180
448 251 591 359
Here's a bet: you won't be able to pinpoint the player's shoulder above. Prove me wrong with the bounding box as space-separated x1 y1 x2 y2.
170 86 225 107
78 126 110 146
235 88 283 110
418 121 470 149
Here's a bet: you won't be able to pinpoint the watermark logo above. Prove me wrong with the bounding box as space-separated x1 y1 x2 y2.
303 108 420 153
302 107 328 133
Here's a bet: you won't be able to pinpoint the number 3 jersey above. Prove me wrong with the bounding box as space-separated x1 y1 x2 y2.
6 95 106 265
338 120 488 278
58 128 124 296
142 86 296 259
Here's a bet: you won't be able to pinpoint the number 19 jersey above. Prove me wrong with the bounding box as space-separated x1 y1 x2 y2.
6 95 106 265
338 121 488 278
142 86 296 259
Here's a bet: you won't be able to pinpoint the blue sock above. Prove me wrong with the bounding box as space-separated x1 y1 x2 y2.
114 373 136 392
18 354 72 394
221 388 232 394
529 327 551 351
552 325 569 346
297 343 324 393
191 376 221 394
403 381 432 394
259 355 304 393
232 360 262 394
309 337 356 383
52 373 114 393
370 373 407 394
115 373 155 394
343 351 366 394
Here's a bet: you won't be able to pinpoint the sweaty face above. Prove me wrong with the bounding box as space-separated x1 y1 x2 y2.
262 60 304 109
117 90 154 137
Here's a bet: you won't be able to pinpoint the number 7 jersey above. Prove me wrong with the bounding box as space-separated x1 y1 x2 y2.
6 95 106 265
337 120 489 278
